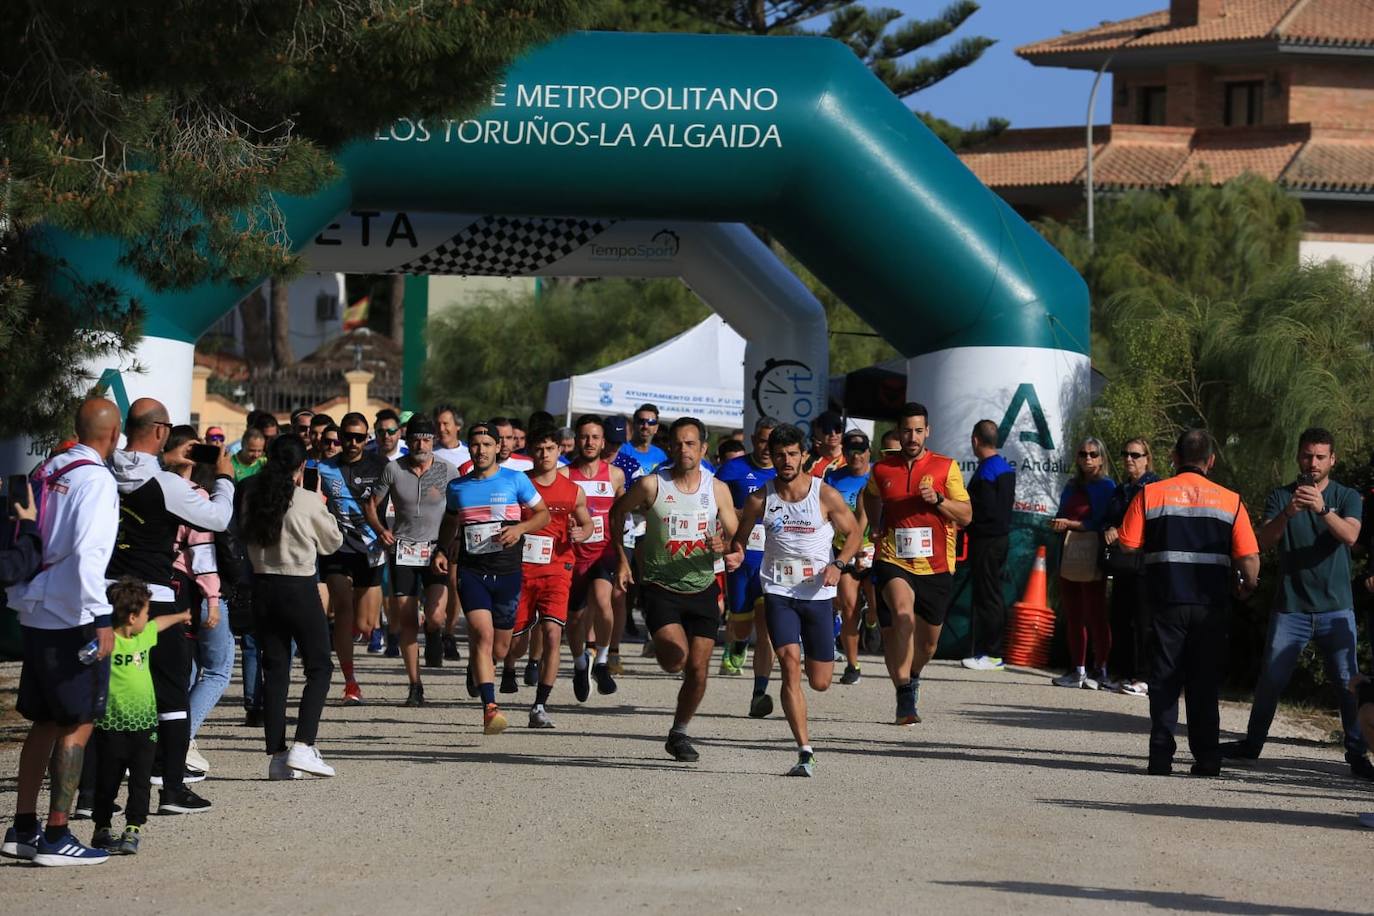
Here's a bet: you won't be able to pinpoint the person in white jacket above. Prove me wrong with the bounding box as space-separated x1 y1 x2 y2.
3 398 122 867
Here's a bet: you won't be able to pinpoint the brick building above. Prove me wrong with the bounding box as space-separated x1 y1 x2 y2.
960 0 1374 271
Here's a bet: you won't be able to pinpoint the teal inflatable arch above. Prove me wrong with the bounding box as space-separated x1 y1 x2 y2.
35 29 1089 511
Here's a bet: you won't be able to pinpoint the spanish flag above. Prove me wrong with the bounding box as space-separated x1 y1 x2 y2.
343 295 370 330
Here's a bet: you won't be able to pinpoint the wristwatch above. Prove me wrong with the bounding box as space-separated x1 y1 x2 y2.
830 559 846 571
934 493 945 506
1318 505 1332 516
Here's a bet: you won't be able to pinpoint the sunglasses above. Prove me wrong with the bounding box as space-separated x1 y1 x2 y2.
207 435 225 444
153 420 175 431
377 426 400 436
295 425 311 434
1077 451 1100 459
1121 450 1147 460
341 432 369 444
635 417 658 426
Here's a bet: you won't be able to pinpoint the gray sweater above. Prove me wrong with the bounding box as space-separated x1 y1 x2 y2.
247 488 344 576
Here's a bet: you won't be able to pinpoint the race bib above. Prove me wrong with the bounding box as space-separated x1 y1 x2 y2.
522 533 554 565
668 512 710 541
895 526 934 559
395 538 434 568
857 545 876 570
746 524 766 552
464 521 503 555
585 516 605 544
773 557 819 587
713 556 726 574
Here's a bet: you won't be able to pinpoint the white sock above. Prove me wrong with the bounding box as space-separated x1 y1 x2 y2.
595 646 609 665
800 744 813 756
574 653 589 671
1075 666 1086 675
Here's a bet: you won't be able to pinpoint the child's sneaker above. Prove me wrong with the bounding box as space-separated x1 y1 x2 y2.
117 826 141 855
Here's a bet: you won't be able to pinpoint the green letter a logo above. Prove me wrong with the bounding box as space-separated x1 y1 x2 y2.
94 368 131 418
997 383 1054 450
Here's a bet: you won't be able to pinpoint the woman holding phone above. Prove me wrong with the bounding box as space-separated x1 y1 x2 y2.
241 434 344 780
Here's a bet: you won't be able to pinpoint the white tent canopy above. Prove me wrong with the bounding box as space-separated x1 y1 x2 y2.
545 314 746 426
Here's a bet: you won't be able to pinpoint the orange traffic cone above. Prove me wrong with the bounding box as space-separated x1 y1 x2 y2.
1004 545 1054 669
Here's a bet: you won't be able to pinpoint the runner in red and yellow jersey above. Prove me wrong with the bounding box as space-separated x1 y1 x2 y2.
508 428 591 729
862 402 972 725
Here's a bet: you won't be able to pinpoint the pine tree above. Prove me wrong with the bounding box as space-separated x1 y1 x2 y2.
0 0 585 439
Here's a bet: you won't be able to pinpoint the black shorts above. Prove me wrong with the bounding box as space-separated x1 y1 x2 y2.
388 557 447 598
642 582 720 641
320 551 384 588
873 566 953 627
17 624 110 726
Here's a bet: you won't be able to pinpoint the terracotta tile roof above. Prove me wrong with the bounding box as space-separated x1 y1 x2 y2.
957 123 1372 193
1017 0 1374 60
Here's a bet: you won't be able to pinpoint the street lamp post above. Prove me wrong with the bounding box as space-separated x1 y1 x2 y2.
1085 26 1162 246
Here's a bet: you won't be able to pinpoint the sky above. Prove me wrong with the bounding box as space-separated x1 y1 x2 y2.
881 0 1163 128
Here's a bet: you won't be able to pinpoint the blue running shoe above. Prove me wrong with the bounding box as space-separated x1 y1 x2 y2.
1 825 41 861
367 627 385 654
32 829 109 867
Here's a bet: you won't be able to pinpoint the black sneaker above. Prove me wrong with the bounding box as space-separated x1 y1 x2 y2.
465 665 479 698
1349 755 1374 781
442 635 461 662
839 664 861 685
500 668 519 694
157 786 211 815
523 659 539 687
424 632 444 668
665 731 699 762
592 663 618 696
573 662 591 703
91 827 118 850
244 708 263 728
403 684 425 708
1190 760 1221 777
1219 739 1260 760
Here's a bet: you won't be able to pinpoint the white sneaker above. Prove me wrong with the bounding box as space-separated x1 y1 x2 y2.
186 740 211 773
1119 679 1149 697
1051 671 1085 688
268 751 302 781
961 655 1005 671
286 742 336 777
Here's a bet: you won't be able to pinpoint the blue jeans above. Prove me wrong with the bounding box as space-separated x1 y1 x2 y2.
1244 608 1366 759
189 600 234 737
242 632 265 711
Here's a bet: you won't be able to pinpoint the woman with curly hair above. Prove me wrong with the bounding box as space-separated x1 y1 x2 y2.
241 435 343 780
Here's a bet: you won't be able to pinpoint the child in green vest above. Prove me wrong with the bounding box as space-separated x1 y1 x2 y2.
91 577 191 855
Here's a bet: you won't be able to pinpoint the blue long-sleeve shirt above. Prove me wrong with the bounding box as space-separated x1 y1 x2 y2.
1055 477 1117 532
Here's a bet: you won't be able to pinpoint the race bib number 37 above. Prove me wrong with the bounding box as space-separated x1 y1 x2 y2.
895 527 934 559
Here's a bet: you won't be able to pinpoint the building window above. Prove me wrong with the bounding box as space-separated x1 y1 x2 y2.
1224 81 1262 126
1139 86 1166 125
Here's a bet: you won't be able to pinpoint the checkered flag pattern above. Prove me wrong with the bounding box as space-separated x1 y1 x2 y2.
393 215 615 276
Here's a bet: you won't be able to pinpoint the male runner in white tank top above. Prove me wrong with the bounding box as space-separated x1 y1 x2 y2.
729 423 861 777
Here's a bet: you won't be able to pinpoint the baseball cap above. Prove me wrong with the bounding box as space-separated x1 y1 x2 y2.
405 415 436 438
604 415 628 445
814 411 844 435
841 430 870 453
398 410 414 425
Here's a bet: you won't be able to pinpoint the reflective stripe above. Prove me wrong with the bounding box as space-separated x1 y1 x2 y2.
1144 505 1238 523
1143 550 1232 567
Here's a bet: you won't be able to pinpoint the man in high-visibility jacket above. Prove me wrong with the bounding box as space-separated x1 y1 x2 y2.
1118 429 1260 777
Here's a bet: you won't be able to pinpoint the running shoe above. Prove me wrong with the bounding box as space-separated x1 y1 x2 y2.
718 648 745 676
1190 760 1221 777
528 706 555 729
664 731 699 762
500 668 519 694
404 683 425 708
1095 670 1121 692
573 661 591 703
157 786 212 815
244 707 264 728
749 693 774 719
367 628 385 654
116 826 140 856
1349 755 1374 781
1218 739 1261 760
91 827 118 851
606 653 625 676
465 665 479 698
1051 670 1088 689
895 687 921 726
1119 679 1149 697
32 829 109 867
786 751 815 777
342 681 363 705
384 636 400 659
442 634 462 662
286 742 336 777
523 659 540 686
268 750 302 781
2 825 40 860
186 739 211 773
839 664 861 685
961 655 1005 671
593 662 618 695
483 703 509 736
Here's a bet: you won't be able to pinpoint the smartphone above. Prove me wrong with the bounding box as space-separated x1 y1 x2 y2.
6 474 29 511
189 443 221 464
1297 472 1316 488
302 467 320 491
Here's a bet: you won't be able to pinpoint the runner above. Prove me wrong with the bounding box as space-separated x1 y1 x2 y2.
610 417 737 763
730 424 861 776
616 404 668 481
804 412 846 478
364 416 457 707
861 402 972 725
457 416 533 474
317 412 389 706
716 417 779 720
433 422 549 735
826 431 876 684
431 404 469 663
565 415 627 702
511 428 592 728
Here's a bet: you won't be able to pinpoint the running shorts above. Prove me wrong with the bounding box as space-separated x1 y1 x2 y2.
763 594 836 663
17 624 110 726
388 557 447 598
515 567 573 635
569 553 620 613
873 565 952 627
726 555 764 623
642 581 720 641
458 569 522 631
320 551 383 588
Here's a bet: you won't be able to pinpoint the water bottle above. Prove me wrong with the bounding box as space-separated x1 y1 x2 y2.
77 638 101 666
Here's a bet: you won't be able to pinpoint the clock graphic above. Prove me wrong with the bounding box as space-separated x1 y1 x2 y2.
751 358 816 430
